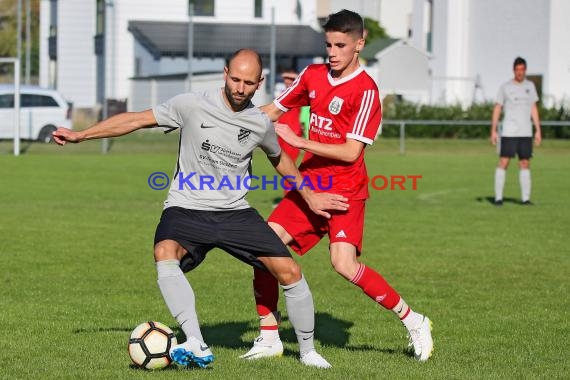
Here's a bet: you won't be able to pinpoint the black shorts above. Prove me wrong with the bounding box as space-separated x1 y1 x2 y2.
500 137 533 159
154 206 291 272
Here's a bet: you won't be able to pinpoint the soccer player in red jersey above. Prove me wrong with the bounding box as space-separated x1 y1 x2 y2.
241 9 434 363
275 68 303 165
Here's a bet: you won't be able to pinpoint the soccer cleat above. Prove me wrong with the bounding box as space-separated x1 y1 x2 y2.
521 200 534 205
494 199 503 206
407 316 434 361
239 336 284 360
300 350 332 369
169 336 214 368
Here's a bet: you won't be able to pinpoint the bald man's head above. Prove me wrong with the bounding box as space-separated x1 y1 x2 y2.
223 49 264 112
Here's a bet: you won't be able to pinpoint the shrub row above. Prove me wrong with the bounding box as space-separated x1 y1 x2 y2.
381 99 570 139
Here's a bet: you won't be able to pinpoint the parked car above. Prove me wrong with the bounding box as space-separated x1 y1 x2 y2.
0 85 72 143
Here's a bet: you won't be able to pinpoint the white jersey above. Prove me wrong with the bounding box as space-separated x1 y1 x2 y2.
496 79 538 137
153 88 281 211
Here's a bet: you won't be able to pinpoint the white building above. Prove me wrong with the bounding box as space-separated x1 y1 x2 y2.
410 0 570 106
39 0 319 109
362 38 430 103
323 0 413 39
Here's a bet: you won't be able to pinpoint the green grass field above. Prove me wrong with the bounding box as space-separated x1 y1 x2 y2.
1 134 569 379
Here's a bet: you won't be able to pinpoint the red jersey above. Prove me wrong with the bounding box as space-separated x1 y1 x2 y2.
274 64 382 200
277 106 302 162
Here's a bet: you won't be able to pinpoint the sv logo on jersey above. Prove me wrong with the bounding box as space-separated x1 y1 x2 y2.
201 139 220 153
328 96 344 115
238 128 251 145
310 112 333 131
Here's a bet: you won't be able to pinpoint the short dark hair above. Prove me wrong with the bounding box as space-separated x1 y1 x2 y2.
322 9 364 38
513 57 527 69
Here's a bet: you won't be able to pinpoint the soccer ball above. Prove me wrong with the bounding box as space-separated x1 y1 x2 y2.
128 321 177 369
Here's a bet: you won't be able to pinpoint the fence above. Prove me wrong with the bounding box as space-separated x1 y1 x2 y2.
381 120 570 154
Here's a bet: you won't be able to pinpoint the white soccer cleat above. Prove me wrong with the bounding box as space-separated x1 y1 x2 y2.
300 350 332 369
239 336 284 360
407 316 434 361
169 336 214 368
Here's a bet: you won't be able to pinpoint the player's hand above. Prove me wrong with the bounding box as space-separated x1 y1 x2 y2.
275 123 305 148
534 131 542 146
52 127 82 145
490 130 498 146
305 192 349 219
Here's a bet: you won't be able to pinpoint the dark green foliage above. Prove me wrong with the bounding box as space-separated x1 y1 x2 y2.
382 97 570 139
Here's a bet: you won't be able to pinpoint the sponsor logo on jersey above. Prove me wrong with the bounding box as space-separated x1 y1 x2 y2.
200 122 216 128
309 90 316 99
328 96 344 115
201 140 242 160
238 128 251 145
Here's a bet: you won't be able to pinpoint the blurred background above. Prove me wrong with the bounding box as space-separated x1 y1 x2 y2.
1 0 569 136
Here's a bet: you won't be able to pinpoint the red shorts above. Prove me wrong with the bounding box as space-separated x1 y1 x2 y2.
268 190 366 256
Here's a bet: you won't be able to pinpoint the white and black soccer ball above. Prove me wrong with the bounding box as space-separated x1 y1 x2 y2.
128 321 177 369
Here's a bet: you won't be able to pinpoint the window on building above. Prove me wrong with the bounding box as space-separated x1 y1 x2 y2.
96 0 105 34
254 0 263 18
189 0 215 16
94 0 105 56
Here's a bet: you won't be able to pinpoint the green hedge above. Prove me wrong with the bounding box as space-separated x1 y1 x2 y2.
381 99 570 139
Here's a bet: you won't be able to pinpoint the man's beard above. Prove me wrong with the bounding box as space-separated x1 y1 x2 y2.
224 85 251 112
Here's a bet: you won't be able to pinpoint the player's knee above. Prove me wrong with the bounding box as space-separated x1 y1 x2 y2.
277 261 302 285
154 240 183 262
330 258 357 280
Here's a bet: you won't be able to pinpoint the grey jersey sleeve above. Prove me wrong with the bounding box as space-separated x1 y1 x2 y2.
259 118 282 157
496 83 506 105
153 93 194 129
530 82 539 103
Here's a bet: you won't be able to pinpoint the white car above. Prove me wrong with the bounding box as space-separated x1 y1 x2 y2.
0 85 72 143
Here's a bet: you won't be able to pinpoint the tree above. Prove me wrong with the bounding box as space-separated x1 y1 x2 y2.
0 0 40 79
363 17 388 45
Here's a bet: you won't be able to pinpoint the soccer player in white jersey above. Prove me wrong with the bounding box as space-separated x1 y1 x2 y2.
52 49 349 369
491 57 542 205
241 9 434 362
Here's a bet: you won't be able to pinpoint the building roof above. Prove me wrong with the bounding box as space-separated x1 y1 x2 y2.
128 21 327 60
360 38 400 61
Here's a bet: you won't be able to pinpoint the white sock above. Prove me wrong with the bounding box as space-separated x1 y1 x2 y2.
156 259 204 342
281 275 315 355
259 311 280 344
519 169 531 202
392 297 410 319
494 167 506 201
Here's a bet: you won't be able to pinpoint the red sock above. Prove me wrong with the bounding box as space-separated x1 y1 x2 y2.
253 267 279 326
350 263 401 310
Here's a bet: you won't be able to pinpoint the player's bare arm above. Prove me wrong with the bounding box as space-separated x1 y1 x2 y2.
531 103 542 146
490 103 502 145
52 110 158 145
267 151 349 219
275 123 364 163
260 103 284 122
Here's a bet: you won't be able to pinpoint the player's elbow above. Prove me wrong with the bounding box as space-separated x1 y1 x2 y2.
342 152 361 163
341 146 364 163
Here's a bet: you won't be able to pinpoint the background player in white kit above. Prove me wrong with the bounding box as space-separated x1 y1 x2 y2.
52 49 348 369
491 57 542 205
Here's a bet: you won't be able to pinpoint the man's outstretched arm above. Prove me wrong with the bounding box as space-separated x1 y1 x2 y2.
52 110 158 145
